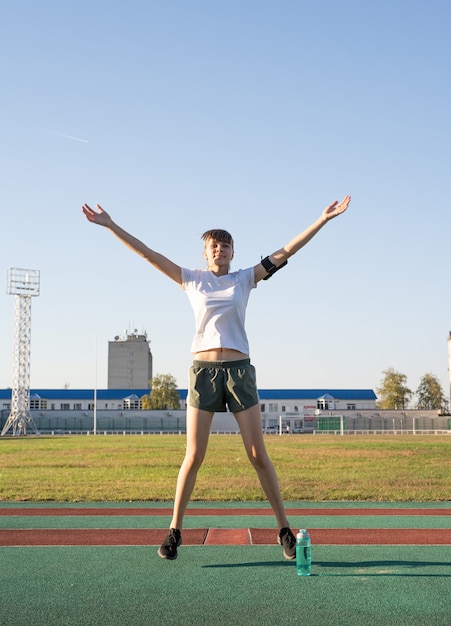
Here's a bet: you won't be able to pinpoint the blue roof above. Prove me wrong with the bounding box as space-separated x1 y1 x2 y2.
0 389 150 400
257 389 377 400
0 388 376 401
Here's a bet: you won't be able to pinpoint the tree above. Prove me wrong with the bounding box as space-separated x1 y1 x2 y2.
416 373 449 413
376 368 412 409
142 373 180 410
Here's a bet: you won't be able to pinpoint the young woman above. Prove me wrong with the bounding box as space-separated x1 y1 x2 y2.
82 195 350 560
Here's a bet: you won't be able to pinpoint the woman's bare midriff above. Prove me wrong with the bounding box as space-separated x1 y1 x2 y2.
194 348 249 361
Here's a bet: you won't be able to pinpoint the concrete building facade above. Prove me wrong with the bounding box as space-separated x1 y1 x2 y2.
107 331 153 390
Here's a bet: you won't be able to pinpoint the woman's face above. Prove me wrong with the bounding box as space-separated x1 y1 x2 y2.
204 238 234 271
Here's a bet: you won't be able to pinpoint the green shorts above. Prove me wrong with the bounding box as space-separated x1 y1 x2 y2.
188 359 260 413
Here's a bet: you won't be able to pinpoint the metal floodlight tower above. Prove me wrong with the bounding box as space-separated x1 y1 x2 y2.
1 269 40 436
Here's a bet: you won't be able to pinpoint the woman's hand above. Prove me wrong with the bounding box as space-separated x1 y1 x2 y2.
82 203 113 228
322 195 351 221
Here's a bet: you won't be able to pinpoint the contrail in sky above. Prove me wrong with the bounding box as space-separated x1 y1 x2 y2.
46 130 89 143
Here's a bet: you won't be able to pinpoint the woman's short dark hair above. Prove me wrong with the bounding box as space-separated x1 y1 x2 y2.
201 229 234 248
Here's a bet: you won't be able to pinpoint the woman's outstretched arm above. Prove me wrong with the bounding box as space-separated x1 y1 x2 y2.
254 195 351 283
82 203 182 284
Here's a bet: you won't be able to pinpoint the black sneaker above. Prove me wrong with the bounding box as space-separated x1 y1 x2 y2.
278 527 296 560
158 528 182 560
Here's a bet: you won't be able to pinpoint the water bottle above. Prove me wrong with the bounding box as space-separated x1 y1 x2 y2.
296 529 312 576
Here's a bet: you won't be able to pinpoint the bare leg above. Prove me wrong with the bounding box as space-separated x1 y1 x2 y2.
169 406 214 530
234 404 290 530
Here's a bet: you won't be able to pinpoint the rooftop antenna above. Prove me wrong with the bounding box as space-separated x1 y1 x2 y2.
1 269 40 436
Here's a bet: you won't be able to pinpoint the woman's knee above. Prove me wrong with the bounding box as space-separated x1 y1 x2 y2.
246 446 271 470
183 448 206 471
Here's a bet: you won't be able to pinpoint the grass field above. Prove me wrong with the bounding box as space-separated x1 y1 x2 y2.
0 434 449 502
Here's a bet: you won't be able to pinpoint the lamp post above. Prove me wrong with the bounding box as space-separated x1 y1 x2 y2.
448 332 451 410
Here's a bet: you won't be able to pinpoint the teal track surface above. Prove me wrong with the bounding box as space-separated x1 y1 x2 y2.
1 502 450 626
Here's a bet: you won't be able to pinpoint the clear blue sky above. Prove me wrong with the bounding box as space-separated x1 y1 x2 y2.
1 0 450 403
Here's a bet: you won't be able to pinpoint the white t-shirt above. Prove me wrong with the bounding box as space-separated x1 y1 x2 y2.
181 267 256 354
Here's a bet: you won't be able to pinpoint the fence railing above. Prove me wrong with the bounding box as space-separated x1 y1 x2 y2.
314 429 450 436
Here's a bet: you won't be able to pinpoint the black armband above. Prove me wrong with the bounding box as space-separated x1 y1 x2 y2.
261 256 288 280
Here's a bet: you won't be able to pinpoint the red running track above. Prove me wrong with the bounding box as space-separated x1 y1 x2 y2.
1 507 450 517
0 527 450 546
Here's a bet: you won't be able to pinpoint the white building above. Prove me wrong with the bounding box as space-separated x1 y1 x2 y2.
0 387 379 433
1 387 448 433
